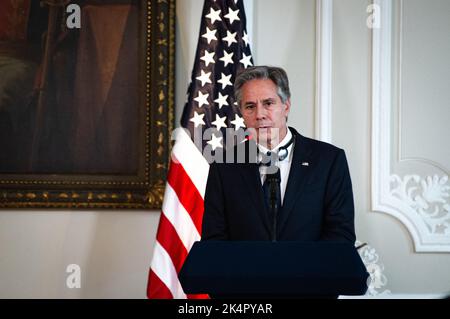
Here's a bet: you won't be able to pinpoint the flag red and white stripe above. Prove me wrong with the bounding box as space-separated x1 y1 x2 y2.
147 0 252 299
147 130 209 299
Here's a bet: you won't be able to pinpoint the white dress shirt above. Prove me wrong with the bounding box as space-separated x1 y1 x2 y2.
257 128 294 205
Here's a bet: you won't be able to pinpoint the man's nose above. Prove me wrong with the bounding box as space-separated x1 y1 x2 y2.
255 103 266 120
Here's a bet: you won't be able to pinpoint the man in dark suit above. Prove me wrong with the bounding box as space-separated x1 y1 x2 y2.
202 66 355 244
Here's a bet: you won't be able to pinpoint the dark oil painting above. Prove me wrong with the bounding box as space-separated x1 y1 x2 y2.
0 0 175 209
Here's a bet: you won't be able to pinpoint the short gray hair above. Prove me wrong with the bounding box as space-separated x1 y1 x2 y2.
234 66 291 107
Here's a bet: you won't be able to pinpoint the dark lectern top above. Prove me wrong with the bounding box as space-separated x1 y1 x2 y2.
179 241 369 297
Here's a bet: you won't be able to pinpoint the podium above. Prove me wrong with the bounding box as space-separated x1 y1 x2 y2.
179 241 369 298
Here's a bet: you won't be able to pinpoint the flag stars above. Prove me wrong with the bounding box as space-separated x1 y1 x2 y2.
207 133 223 151
222 30 237 47
214 92 229 109
231 114 246 130
202 26 217 44
212 114 227 131
196 70 212 87
240 52 253 69
219 50 234 67
205 7 222 24
242 31 250 46
217 72 233 89
200 50 215 67
194 91 209 108
190 111 205 128
224 8 240 24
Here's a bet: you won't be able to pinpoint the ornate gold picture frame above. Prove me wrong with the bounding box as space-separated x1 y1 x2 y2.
0 0 174 209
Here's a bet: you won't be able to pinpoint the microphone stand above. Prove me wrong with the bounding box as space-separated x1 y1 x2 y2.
267 173 281 242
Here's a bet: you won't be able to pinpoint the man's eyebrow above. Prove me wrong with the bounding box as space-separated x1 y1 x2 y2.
262 98 276 103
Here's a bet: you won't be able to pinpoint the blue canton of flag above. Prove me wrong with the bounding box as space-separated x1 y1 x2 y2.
180 0 253 152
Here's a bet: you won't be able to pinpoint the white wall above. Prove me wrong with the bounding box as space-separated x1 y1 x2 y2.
0 210 160 298
333 0 450 294
0 0 449 298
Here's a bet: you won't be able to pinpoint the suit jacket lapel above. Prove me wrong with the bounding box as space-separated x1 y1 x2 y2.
278 129 313 235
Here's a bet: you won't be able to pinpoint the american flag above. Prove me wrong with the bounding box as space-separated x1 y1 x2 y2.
147 0 253 298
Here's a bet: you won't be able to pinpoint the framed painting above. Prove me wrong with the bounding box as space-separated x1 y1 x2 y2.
0 0 175 209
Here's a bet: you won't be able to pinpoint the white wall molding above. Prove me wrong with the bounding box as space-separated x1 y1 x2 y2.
356 240 391 296
371 0 450 252
315 0 333 143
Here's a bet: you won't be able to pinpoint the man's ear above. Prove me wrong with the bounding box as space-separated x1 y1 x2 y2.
284 98 291 114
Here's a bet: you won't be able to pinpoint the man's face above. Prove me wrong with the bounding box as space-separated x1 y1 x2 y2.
239 78 291 148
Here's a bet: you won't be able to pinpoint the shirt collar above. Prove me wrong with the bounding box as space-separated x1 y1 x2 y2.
257 127 293 155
